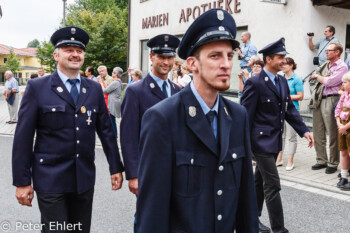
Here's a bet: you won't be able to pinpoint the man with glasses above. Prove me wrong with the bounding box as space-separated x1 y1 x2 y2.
310 42 348 174
308 25 339 66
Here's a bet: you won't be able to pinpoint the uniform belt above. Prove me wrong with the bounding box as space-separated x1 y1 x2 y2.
321 94 338 99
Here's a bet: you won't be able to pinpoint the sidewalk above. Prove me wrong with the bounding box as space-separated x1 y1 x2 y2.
1 88 349 199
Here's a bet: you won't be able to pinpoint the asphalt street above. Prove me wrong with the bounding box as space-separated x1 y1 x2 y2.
1 135 349 233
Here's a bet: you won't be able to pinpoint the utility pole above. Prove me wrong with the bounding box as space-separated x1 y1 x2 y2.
63 0 67 27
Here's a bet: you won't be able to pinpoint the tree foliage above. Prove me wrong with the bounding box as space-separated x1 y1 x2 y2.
27 39 40 48
36 41 56 73
66 0 128 73
3 50 20 74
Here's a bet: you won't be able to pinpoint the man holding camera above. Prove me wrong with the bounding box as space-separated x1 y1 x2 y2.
308 25 339 66
309 42 348 174
236 31 257 72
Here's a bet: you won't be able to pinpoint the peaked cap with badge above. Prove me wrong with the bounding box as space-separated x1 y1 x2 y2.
147 34 180 56
178 8 240 60
50 26 90 50
258 37 288 56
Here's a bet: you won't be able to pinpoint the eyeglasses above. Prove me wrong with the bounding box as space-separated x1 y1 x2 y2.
325 49 336 52
252 65 262 69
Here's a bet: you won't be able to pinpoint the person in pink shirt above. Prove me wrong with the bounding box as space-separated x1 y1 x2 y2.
309 42 348 174
335 72 350 190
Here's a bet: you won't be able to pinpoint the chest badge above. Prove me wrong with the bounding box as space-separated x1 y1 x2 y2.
86 110 92 125
150 83 155 89
81 106 87 114
57 87 63 93
224 107 229 116
265 77 269 82
82 88 86 94
189 106 196 117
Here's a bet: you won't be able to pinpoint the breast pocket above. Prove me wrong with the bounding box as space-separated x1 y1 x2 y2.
174 151 205 197
40 105 66 130
223 146 246 189
260 96 277 114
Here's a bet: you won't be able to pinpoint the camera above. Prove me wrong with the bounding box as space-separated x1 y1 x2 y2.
177 68 182 76
307 32 314 37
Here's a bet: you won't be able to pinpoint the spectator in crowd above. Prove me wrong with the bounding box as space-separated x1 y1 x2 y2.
131 69 143 82
97 65 113 108
85 66 97 81
120 34 180 231
79 70 85 77
335 72 350 190
241 38 314 233
127 64 136 84
308 25 340 66
236 31 258 72
309 42 348 174
169 57 183 81
3 70 19 124
345 55 350 71
37 67 45 77
276 57 304 171
238 58 264 93
97 65 113 86
173 63 192 88
137 9 258 232
99 67 123 140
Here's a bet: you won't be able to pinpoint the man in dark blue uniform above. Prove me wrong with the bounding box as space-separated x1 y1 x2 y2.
241 38 314 233
12 26 124 232
136 9 258 233
120 34 180 194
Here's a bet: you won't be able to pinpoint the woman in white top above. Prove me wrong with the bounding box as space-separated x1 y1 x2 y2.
174 63 192 88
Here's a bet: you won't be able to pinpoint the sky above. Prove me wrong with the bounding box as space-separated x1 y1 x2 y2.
0 0 76 48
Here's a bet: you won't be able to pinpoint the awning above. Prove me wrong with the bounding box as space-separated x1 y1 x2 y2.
312 0 350 9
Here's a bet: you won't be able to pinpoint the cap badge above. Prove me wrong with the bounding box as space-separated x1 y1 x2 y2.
164 35 169 42
71 37 75 40
189 106 196 117
218 26 225 31
165 44 168 48
57 87 63 93
71 28 76 34
150 83 155 88
217 10 224 21
265 77 269 82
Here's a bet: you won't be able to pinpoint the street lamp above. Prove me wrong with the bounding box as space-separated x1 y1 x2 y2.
63 0 67 27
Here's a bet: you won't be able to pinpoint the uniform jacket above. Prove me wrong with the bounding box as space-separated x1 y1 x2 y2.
136 85 258 233
241 70 309 154
12 71 124 194
120 73 181 180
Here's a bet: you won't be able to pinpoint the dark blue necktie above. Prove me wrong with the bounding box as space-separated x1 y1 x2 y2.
67 79 79 105
274 76 280 95
206 111 217 142
162 81 168 98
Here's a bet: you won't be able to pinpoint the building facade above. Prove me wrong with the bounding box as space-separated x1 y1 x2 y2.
128 0 350 104
0 44 40 84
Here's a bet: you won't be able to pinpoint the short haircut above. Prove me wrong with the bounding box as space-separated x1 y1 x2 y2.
181 63 191 72
5 70 13 77
285 57 297 70
98 65 107 71
112 67 123 78
30 73 39 79
327 25 335 36
38 67 44 70
131 69 143 80
263 54 276 64
174 58 183 66
342 72 350 82
329 42 343 56
253 60 264 68
86 66 94 75
243 31 251 39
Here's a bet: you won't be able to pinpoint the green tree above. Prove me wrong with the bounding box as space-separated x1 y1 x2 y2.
36 41 56 73
27 39 40 48
3 50 20 74
65 4 128 72
68 0 128 13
